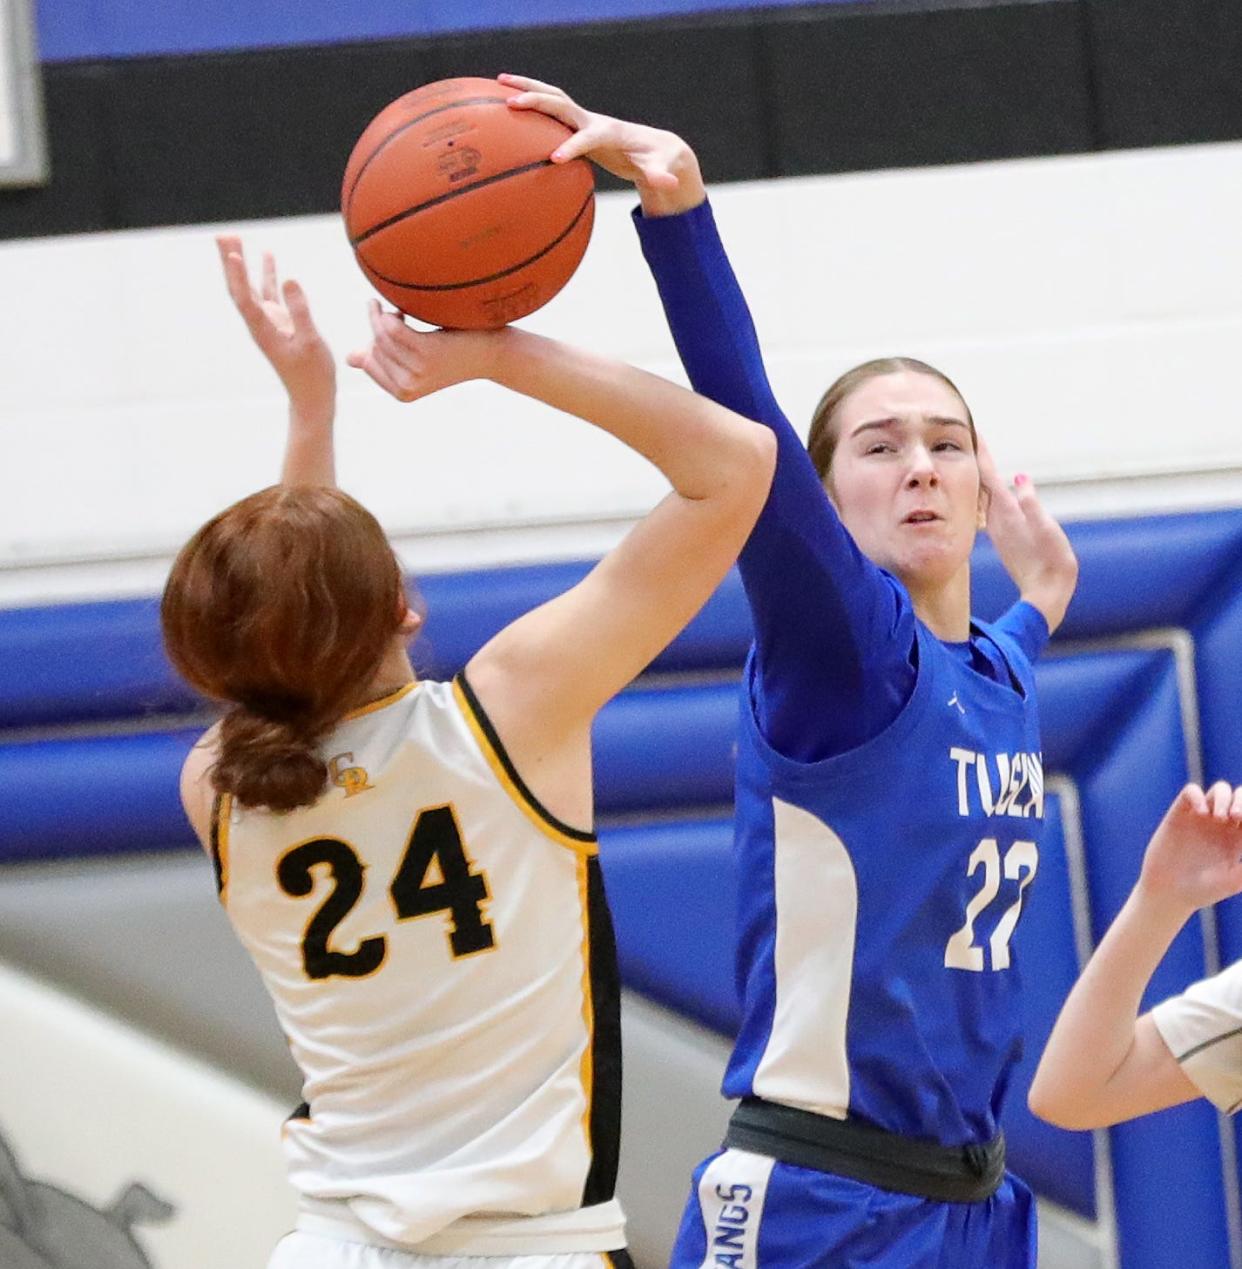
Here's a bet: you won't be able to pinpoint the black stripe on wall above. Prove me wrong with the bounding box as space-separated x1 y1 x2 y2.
2 0 1241 240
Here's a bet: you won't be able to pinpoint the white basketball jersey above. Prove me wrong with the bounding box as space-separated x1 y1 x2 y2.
210 675 624 1253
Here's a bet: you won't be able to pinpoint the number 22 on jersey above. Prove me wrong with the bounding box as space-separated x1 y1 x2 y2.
944 837 1038 972
276 803 496 981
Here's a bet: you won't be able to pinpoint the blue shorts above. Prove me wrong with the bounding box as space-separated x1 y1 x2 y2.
670 1148 1037 1269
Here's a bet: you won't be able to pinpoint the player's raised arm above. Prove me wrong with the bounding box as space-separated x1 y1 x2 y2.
216 236 337 487
1030 782 1242 1129
348 306 775 736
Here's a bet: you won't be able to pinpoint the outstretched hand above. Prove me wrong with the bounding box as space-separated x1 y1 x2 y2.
216 235 335 422
347 302 500 403
1139 782 1242 916
978 438 1078 634
499 74 704 215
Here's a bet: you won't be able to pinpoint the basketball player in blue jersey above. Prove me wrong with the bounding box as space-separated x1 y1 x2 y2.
1031 780 1242 1127
163 238 774 1269
503 78 1079 1267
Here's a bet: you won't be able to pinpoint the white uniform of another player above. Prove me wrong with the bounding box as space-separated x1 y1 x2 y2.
210 674 627 1269
1153 963 1242 1114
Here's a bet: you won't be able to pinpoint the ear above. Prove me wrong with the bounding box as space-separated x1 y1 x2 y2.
398 603 424 639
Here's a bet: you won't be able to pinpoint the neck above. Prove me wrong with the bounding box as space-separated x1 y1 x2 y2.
905 564 972 642
349 640 416 713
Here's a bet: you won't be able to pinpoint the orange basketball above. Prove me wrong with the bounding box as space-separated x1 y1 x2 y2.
341 77 596 329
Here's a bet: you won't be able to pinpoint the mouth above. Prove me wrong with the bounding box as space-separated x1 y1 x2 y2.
902 511 942 525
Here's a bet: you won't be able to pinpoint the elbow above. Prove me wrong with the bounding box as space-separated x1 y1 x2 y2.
747 427 778 499
1027 1082 1103 1133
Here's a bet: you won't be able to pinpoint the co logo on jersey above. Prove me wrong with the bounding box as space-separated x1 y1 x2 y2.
329 753 374 797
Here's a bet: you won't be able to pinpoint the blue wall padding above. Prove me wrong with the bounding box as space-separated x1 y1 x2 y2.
970 509 1242 635
0 728 199 861
593 682 739 814
1197 582 1242 800
0 597 199 728
1000 795 1099 1218
5 509 1239 732
600 817 740 1034
35 0 859 62
1033 649 1162 772
413 561 752 682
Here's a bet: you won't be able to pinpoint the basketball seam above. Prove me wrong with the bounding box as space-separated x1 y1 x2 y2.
358 190 594 293
343 93 512 214
351 158 557 247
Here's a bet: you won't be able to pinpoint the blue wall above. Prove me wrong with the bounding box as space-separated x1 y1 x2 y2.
34 0 863 62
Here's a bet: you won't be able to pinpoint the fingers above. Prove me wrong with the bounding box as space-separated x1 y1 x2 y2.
1231 785 1242 827
1177 782 1209 816
216 235 252 306
1208 780 1235 821
367 299 416 356
347 347 404 398
282 279 317 335
350 302 425 401
215 236 269 337
261 251 279 304
498 73 570 99
506 89 585 139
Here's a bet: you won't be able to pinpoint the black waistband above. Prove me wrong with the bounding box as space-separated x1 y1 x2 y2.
725 1098 1006 1204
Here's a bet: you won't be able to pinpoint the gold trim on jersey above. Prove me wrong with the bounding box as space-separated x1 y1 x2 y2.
576 851 596 1161
341 680 417 722
211 792 233 905
451 676 598 856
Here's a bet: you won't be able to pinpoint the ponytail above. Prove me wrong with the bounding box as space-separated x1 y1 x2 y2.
212 706 330 814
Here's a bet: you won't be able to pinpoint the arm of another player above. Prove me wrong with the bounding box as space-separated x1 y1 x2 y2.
1029 782 1242 1129
503 76 910 763
216 236 337 487
348 306 775 732
978 438 1078 644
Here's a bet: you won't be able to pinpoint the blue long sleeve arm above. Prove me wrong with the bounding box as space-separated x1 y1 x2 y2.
633 201 916 761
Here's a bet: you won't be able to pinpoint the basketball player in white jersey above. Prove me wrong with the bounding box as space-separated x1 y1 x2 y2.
1031 781 1242 1126
164 239 775 1269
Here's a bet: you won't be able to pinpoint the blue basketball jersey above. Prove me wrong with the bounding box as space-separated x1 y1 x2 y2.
725 613 1043 1146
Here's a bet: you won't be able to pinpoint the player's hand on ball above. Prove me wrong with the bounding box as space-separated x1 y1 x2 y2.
1138 782 1242 917
217 236 335 420
978 437 1078 634
499 73 703 210
347 302 500 403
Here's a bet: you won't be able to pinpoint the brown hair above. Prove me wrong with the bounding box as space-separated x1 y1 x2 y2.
161 486 405 813
806 357 977 481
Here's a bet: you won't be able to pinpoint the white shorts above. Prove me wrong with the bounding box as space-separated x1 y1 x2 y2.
268 1233 631 1269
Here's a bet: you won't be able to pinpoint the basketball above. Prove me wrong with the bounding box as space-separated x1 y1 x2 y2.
341 77 596 329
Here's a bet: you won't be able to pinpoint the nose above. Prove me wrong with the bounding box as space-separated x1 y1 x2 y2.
904 445 939 488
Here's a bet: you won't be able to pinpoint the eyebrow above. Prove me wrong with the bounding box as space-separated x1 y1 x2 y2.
850 415 971 436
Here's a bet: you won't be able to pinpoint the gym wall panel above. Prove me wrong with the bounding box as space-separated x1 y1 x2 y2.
762 0 1095 175
1088 0 1242 149
7 0 1242 239
0 959 296 1267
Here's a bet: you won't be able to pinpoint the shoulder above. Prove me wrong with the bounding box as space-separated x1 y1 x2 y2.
179 724 220 850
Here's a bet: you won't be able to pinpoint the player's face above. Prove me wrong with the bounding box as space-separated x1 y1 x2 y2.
826 372 981 591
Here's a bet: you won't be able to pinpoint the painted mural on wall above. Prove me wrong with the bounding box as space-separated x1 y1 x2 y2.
0 1123 175 1268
